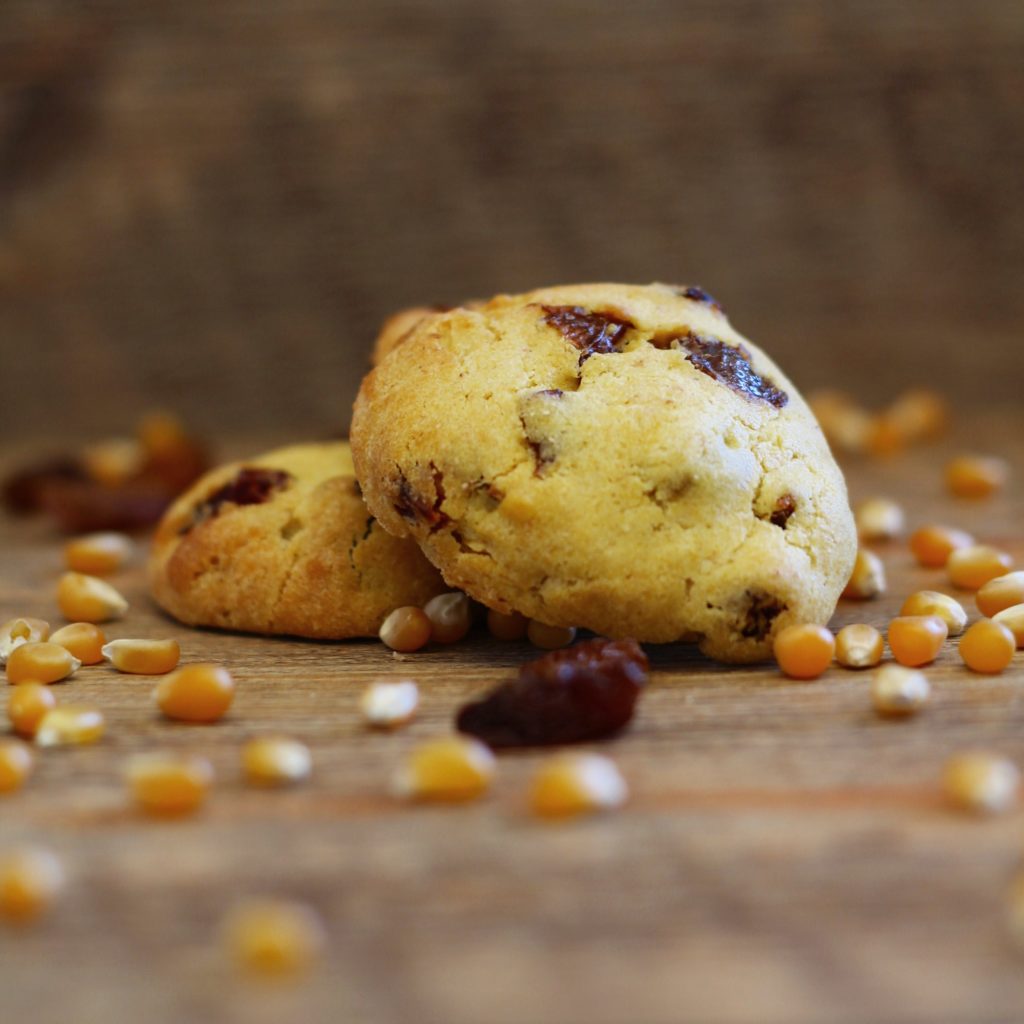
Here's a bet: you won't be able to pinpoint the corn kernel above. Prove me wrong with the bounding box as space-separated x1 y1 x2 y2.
945 454 1009 498
0 617 50 667
976 571 1024 618
959 619 1016 674
154 664 234 723
887 615 948 667
0 847 64 924
948 545 1014 590
855 497 905 541
993 604 1024 649
0 740 33 793
527 621 577 650
137 411 190 459
834 624 884 669
242 737 312 787
35 706 105 747
944 753 1020 815
7 683 57 739
102 638 180 675
49 622 105 665
379 607 431 653
886 389 948 441
900 591 968 636
82 437 144 486
841 549 886 600
871 665 930 717
63 532 134 575
423 592 472 644
392 736 496 802
56 572 128 623
360 680 419 729
5 642 81 685
773 623 835 680
487 609 529 641
126 752 213 815
865 412 907 458
529 753 628 818
909 524 974 568
223 899 326 977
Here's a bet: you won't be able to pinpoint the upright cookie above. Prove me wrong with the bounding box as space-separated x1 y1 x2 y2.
351 282 856 662
149 442 446 638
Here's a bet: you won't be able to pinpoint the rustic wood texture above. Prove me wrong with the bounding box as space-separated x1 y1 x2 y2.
2 0 1023 442
1 416 1024 1023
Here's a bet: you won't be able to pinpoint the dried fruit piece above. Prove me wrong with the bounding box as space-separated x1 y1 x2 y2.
674 332 788 408
542 305 634 363
191 468 292 527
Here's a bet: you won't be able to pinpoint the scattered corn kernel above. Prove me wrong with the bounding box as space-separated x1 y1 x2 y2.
959 619 1016 674
527 621 577 650
835 624 884 669
887 615 948 667
392 736 496 802
35 706 105 747
63 532 134 575
871 665 930 717
774 623 835 680
223 899 326 977
81 437 145 487
423 592 472 644
5 642 81 685
841 549 886 600
993 604 1024 649
154 664 235 723
865 412 906 458
944 753 1020 815
56 572 128 623
976 571 1024 618
49 622 105 665
126 752 214 815
102 638 180 675
7 683 57 739
487 609 529 641
529 753 628 819
0 617 50 667
379 607 431 653
242 737 312 787
900 591 968 636
945 454 1009 499
886 389 948 441
0 741 33 793
948 545 1014 591
0 847 64 924
909 524 974 568
360 680 419 729
855 497 905 541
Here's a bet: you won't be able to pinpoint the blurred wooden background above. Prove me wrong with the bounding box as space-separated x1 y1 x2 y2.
1 0 1022 442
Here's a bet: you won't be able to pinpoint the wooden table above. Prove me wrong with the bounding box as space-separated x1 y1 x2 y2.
2 417 1024 1024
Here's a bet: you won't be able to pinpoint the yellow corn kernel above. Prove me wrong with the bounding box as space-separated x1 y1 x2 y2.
871 665 930 717
423 592 473 644
487 609 529 641
900 591 968 636
56 572 128 624
81 437 144 487
0 740 33 794
959 619 1016 674
242 737 312 787
527 621 577 650
379 607 432 653
774 623 835 679
360 681 419 729
993 604 1024 648
943 753 1020 815
909 524 974 568
392 736 496 802
223 899 326 976
945 454 1009 499
976 571 1024 618
102 638 180 675
154 664 235 723
855 497 905 541
7 683 57 739
841 549 886 600
0 617 50 667
0 847 64 924
63 532 134 575
5 642 80 685
49 622 106 665
529 753 628 819
887 615 948 668
886 389 948 441
35 706 105 748
834 624 884 668
126 753 214 815
948 545 1014 591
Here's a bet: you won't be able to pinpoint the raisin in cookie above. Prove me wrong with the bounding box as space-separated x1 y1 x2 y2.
351 282 856 662
149 442 445 638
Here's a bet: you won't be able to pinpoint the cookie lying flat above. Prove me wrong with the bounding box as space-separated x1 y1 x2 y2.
149 442 446 638
351 282 856 663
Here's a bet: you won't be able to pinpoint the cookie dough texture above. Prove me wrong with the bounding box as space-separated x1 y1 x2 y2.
149 442 446 638
352 282 857 662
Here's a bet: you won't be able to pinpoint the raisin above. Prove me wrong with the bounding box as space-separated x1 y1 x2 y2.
456 638 648 748
677 285 724 313
541 306 634 364
2 457 87 514
672 332 788 408
42 479 172 533
740 591 787 640
190 468 292 527
769 493 796 529
393 464 449 531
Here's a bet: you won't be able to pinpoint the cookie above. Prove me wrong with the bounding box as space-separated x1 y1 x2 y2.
149 442 446 638
371 306 446 367
351 282 856 662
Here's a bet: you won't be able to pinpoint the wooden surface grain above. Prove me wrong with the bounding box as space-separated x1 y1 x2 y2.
2 418 1024 1024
